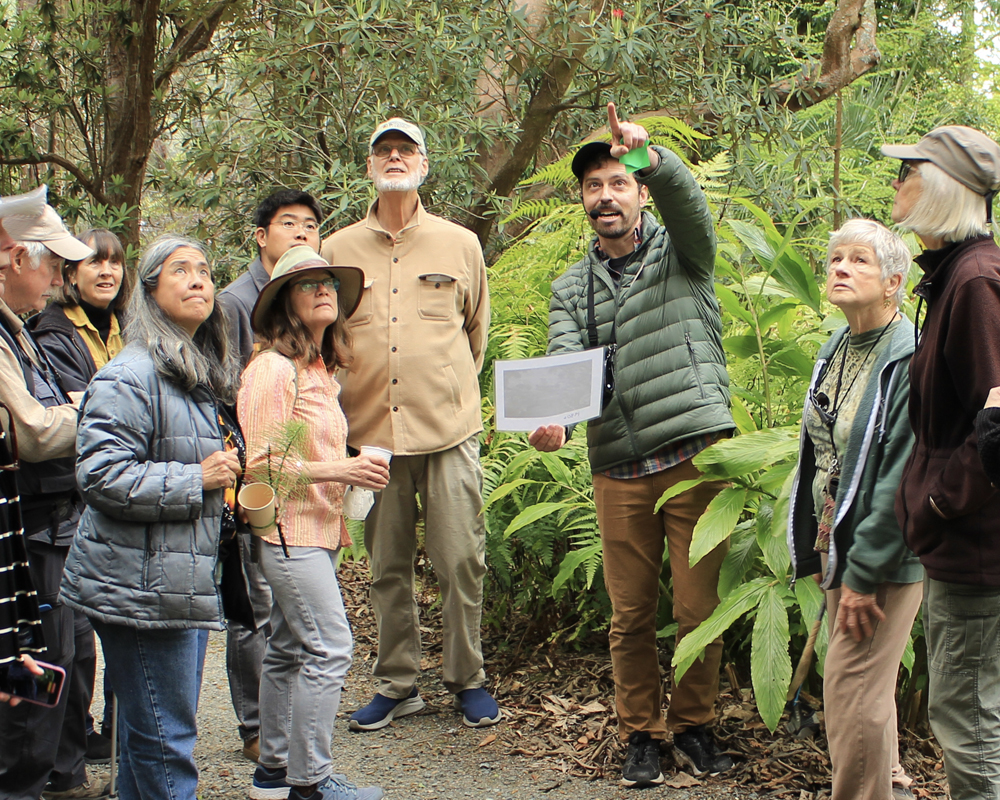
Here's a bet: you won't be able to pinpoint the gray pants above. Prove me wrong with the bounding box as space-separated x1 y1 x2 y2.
363 436 487 698
258 543 352 787
225 534 272 742
925 576 1000 800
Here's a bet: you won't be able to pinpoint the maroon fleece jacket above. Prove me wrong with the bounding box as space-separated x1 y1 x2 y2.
895 235 1000 586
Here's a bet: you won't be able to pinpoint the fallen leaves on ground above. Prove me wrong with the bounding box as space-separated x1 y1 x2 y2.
338 560 949 798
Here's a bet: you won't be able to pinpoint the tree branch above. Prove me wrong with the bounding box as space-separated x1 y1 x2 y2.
0 154 110 205
156 1 236 92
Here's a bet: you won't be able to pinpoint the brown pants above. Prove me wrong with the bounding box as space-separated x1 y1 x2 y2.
824 580 923 800
594 458 729 742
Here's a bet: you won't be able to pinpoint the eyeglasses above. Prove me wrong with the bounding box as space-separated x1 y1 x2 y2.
897 160 925 184
292 277 339 294
271 219 319 233
372 142 420 158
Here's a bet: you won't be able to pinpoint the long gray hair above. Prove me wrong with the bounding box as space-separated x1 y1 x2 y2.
124 235 239 404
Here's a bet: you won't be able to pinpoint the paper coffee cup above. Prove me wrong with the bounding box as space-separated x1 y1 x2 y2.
360 445 393 463
238 483 277 536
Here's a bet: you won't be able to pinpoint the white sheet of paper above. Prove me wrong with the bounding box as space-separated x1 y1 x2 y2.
494 348 604 432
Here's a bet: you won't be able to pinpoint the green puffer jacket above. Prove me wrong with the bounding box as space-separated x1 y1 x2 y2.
547 146 734 472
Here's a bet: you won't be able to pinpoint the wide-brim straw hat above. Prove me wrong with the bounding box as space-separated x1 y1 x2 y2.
250 245 364 333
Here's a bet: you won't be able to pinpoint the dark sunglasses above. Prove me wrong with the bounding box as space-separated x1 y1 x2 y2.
897 160 925 184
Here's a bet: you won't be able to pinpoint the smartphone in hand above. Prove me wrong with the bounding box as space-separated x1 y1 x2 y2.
0 659 66 707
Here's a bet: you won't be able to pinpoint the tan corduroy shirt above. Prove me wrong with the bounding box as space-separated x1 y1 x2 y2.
321 200 489 456
0 301 78 462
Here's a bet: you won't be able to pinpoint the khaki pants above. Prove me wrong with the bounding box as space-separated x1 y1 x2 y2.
823 580 923 800
594 458 729 742
364 436 487 698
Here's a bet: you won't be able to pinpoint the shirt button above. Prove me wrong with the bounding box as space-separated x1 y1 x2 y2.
435 282 441 288
393 257 399 263
391 346 397 352
392 288 398 294
391 317 397 323
393 406 399 412
392 379 398 385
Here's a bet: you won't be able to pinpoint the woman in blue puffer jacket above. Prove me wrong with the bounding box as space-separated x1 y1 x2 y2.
61 236 244 800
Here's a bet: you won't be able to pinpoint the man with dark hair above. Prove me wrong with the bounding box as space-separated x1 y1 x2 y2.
216 188 322 763
530 103 735 787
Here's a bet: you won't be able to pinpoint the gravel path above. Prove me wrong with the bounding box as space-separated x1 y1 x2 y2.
92 632 757 800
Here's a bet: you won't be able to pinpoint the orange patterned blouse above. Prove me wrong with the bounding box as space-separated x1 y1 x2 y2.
237 351 351 551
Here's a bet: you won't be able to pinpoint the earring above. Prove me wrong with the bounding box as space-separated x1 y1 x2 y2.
883 297 891 308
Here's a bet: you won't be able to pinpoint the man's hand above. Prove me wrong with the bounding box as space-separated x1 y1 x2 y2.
836 584 886 643
986 386 1000 408
528 424 566 452
1 655 42 706
607 102 659 170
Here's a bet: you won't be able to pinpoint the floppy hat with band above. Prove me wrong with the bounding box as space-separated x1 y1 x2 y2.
250 245 365 333
882 125 1000 221
2 203 94 261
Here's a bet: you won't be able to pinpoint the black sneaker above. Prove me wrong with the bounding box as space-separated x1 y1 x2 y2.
84 730 113 765
672 724 733 777
621 731 665 787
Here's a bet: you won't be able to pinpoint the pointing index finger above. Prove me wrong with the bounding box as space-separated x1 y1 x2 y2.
607 102 622 145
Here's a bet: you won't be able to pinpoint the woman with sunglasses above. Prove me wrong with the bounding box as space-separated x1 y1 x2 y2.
238 245 388 800
881 126 1000 800
788 219 923 800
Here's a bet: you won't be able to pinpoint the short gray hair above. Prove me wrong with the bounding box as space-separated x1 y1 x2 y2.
896 161 990 242
125 235 239 404
18 241 52 269
827 219 912 307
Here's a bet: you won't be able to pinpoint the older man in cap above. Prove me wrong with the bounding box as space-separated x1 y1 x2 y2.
320 118 497 731
882 126 1000 800
529 103 735 787
0 200 105 800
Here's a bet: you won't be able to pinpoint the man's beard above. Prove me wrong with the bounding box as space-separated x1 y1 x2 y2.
373 171 426 193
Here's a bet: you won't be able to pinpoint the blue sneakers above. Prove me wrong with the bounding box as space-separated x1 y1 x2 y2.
287 774 384 800
348 687 425 731
249 765 291 800
453 687 502 727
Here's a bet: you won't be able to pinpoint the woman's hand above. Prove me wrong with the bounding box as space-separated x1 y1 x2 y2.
1 655 42 706
338 454 390 491
836 585 886 642
201 450 242 492
986 386 1000 408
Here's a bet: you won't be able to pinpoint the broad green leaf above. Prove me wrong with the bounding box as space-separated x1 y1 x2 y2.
552 542 603 594
723 335 761 360
751 585 792 732
716 283 753 326
693 428 799 478
654 478 706 512
756 500 789 577
503 502 575 538
673 577 771 681
718 523 760 598
484 478 536 509
755 460 797 496
901 636 915 673
690 487 747 567
770 460 798 559
731 396 758 435
539 451 574 485
793 577 824 632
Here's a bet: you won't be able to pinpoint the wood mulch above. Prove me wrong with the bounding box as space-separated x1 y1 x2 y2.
338 559 949 798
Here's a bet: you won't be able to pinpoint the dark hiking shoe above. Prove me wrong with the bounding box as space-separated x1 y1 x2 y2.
621 731 665 787
673 724 733 777
249 765 290 800
84 730 113 764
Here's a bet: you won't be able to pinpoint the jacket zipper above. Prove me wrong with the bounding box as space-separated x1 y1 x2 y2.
685 333 707 399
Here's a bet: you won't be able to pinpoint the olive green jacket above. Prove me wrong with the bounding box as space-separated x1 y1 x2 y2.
547 146 734 472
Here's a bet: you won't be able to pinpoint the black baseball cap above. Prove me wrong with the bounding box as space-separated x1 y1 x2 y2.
571 142 615 181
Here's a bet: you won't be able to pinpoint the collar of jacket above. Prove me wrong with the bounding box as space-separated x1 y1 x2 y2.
248 256 271 294
913 235 992 298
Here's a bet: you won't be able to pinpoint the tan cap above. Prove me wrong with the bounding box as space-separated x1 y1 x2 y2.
2 204 93 261
369 118 426 151
250 245 365 332
881 126 1000 196
0 186 47 219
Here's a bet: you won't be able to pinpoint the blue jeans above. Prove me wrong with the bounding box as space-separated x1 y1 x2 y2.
92 621 209 800
925 576 1000 800
258 543 352 786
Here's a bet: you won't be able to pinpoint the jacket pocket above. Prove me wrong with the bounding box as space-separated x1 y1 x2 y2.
417 273 458 320
348 279 375 326
685 332 707 400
